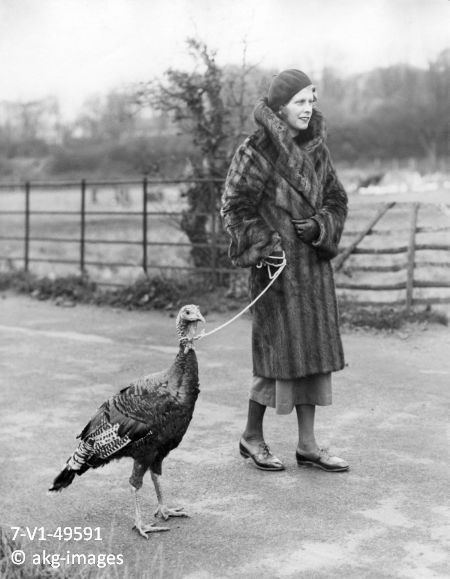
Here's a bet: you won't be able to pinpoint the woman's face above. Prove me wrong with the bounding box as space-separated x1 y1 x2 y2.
280 85 315 135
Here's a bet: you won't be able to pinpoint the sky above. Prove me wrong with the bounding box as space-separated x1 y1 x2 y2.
0 0 448 119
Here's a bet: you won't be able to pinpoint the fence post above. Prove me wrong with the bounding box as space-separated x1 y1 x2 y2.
405 203 419 314
24 181 30 272
209 180 217 286
142 177 148 275
80 179 86 274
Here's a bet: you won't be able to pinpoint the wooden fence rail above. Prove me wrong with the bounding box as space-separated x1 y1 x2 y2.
334 202 396 270
0 179 449 309
335 199 450 310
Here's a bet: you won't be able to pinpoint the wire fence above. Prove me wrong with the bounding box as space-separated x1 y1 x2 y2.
0 178 449 310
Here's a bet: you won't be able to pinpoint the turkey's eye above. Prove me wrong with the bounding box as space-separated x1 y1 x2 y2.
185 310 190 315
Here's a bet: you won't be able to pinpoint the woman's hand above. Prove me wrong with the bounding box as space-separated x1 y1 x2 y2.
292 218 319 243
263 249 285 267
257 249 286 279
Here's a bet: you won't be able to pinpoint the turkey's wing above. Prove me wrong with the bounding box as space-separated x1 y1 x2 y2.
78 380 178 452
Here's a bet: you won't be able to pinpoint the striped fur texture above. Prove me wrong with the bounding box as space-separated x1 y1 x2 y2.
221 100 347 379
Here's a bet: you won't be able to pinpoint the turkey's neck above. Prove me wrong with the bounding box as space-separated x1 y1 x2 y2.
173 319 200 402
177 319 199 355
173 346 200 404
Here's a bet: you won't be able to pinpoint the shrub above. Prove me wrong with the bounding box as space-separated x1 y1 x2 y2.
339 301 447 330
49 144 105 175
100 275 183 309
0 270 447 330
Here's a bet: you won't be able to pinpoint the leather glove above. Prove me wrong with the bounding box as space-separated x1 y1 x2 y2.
292 218 320 243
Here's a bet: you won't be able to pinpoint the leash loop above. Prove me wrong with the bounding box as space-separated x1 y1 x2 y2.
194 256 286 342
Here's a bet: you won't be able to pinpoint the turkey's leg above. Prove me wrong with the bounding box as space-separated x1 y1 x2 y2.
151 470 189 520
129 461 169 538
131 486 169 538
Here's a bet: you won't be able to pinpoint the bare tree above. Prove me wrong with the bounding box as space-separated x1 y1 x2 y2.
137 38 231 269
416 49 450 167
222 40 273 154
74 90 137 142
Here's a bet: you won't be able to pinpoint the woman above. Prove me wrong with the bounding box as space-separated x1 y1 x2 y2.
221 69 349 472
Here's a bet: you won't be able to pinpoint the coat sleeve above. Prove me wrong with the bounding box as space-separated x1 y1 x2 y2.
310 152 348 260
221 139 282 268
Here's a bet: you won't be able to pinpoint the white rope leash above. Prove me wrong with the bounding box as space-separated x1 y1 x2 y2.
194 257 287 342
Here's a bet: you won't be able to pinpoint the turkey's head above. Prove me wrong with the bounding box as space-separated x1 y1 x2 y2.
176 304 205 346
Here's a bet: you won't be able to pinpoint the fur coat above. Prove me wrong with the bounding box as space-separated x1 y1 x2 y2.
221 99 348 379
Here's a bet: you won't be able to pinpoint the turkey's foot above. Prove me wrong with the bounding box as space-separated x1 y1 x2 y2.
154 505 189 520
133 522 170 539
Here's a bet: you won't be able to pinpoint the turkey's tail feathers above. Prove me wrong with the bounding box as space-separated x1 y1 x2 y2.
49 439 94 492
48 465 76 492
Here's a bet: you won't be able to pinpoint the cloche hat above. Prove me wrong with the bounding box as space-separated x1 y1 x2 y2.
267 69 312 111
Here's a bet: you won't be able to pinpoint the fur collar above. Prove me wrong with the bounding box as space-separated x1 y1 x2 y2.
251 99 327 205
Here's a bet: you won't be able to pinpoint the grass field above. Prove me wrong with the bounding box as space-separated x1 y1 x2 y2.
0 183 192 284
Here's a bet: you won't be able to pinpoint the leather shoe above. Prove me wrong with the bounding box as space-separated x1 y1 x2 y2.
296 448 349 472
239 438 285 471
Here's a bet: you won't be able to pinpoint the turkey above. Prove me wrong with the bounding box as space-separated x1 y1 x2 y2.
49 304 205 538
